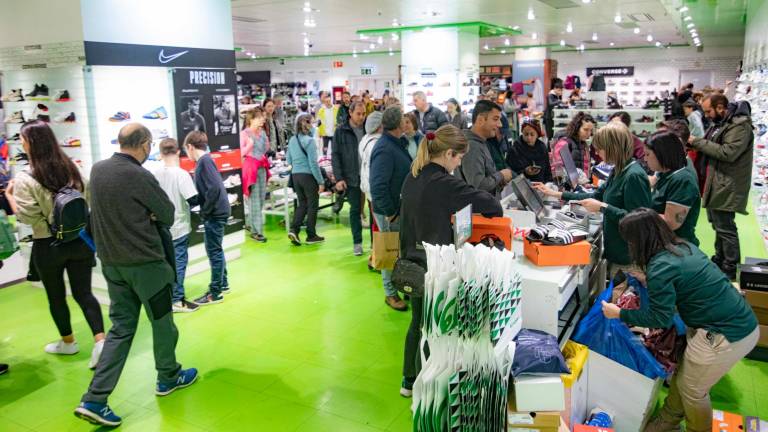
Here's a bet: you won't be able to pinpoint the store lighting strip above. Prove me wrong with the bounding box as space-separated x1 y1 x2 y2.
356 21 523 38
551 43 690 53
237 49 402 62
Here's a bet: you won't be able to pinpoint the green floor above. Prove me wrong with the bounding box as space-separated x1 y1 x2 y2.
0 208 766 431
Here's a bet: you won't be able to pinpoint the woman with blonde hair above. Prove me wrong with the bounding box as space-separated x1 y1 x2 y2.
535 122 651 275
397 124 502 398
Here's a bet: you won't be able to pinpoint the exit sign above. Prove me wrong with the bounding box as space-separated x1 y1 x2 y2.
333 61 343 68
361 66 375 75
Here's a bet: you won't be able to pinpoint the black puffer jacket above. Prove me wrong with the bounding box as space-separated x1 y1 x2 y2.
412 104 448 134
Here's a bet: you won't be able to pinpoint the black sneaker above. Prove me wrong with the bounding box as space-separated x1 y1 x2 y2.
38 84 49 97
220 286 231 295
0 363 8 375
172 299 200 313
288 231 302 246
193 292 223 306
56 90 70 102
305 235 325 244
25 84 40 97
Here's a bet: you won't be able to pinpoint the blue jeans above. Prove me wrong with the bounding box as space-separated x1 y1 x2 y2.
372 212 399 297
203 218 229 296
172 235 189 303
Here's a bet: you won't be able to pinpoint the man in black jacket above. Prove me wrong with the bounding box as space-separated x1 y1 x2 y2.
336 91 352 126
184 131 231 305
332 101 367 255
412 91 448 134
76 124 196 427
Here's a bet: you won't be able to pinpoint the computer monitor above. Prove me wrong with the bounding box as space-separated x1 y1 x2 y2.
559 146 580 191
509 175 545 217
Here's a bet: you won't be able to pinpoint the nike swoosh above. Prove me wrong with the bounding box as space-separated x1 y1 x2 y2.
158 49 189 64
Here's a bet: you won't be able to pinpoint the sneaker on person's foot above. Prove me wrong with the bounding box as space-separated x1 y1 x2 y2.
193 292 223 306
385 295 408 311
74 402 122 427
88 340 104 370
305 235 325 244
45 340 79 355
251 233 267 242
288 231 302 246
353 243 364 256
0 363 8 375
156 368 199 396
220 287 231 296
173 299 200 313
400 377 415 398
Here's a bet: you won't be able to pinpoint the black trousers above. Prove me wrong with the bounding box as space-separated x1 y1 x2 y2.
707 208 740 273
403 296 424 379
32 237 104 337
291 173 319 237
322 136 333 154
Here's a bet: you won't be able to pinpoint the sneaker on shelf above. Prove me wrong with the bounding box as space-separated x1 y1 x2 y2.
151 129 169 139
227 193 240 206
423 82 434 87
425 90 434 97
109 111 131 122
74 402 122 427
408 82 418 87
353 243 363 256
173 299 200 313
26 84 49 99
34 103 49 115
156 368 199 396
45 340 79 355
305 235 325 244
223 174 241 188
193 292 223 306
88 339 104 369
250 233 267 242
385 294 408 311
54 112 76 123
61 137 82 147
1 89 24 102
288 231 302 246
37 114 51 122
55 90 71 102
8 133 20 141
143 106 168 120
5 111 25 124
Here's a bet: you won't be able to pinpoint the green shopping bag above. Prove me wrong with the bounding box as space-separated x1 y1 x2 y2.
0 211 19 260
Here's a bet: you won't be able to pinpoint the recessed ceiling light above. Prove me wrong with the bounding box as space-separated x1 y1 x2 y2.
483 44 489 50
655 41 661 47
504 38 510 46
684 16 692 21
392 19 399 27
363 49 370 53
647 34 653 42
579 43 585 51
614 13 621 23
501 49 507 54
302 2 311 12
560 39 566 46
369 43 375 49
360 34 368 40
527 8 535 20
678 6 689 12
694 37 701 44
391 33 399 41
592 32 598 41
566 22 573 33
532 32 538 40
377 36 383 44
633 27 640 34
582 0 591 3
609 42 615 46
687 23 695 28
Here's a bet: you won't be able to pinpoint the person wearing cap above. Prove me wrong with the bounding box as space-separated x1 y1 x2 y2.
445 98 468 130
370 105 411 311
683 99 705 139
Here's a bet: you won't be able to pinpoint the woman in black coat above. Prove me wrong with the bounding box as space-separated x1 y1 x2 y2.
506 120 552 182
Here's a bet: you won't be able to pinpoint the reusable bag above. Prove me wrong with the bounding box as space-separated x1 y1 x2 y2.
0 210 18 260
371 231 399 270
512 328 571 377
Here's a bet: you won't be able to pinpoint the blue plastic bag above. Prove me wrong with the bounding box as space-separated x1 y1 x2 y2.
572 279 669 380
630 275 686 335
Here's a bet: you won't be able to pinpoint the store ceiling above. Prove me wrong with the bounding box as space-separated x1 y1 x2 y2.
231 0 748 60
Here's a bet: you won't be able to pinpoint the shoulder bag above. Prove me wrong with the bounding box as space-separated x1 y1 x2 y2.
392 258 426 298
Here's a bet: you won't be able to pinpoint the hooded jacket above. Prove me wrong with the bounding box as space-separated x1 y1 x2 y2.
690 101 753 214
459 129 504 195
506 136 553 183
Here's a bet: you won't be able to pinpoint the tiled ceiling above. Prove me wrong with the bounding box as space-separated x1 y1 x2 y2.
231 0 748 59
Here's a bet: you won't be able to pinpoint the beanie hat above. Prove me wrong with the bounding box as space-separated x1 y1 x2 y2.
365 111 383 134
382 105 404 131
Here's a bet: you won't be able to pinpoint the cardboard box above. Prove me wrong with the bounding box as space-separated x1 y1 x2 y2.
739 264 768 292
745 416 768 432
562 342 590 429
759 324 768 348
513 376 565 412
713 410 743 432
745 289 768 324
468 215 513 250
507 399 561 431
574 426 614 432
523 238 591 266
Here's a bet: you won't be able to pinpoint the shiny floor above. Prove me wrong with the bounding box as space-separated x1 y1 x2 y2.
0 208 766 431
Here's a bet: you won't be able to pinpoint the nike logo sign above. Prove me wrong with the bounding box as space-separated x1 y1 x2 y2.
158 49 189 64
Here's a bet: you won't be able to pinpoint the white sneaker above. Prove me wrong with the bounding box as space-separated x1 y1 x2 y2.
45 340 79 355
399 387 413 398
89 340 104 369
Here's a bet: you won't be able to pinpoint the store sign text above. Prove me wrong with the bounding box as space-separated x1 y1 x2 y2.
188 70 226 85
586 66 635 77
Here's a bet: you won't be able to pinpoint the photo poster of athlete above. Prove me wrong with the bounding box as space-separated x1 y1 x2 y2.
173 68 239 153
213 94 236 136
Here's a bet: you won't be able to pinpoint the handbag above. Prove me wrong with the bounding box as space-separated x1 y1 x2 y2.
0 210 18 260
392 258 426 297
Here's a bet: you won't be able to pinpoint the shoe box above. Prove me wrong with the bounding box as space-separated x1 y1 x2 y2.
465 215 512 251
745 416 768 432
523 238 591 267
739 257 768 292
507 399 566 431
713 411 744 432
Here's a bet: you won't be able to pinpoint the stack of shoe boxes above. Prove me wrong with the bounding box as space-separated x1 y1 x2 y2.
740 258 768 351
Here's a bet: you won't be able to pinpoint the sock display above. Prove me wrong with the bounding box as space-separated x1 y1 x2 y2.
412 243 522 432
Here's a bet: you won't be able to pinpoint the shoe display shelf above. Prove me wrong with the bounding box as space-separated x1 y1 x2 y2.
402 70 478 115
735 70 768 252
1 66 92 169
552 107 663 136
602 78 676 107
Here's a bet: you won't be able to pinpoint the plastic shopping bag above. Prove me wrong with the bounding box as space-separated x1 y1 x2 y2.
572 283 668 380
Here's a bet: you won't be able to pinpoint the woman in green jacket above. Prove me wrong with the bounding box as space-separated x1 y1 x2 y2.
602 208 758 432
535 122 652 275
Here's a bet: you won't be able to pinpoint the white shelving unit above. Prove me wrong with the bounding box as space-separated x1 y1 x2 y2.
552 108 663 138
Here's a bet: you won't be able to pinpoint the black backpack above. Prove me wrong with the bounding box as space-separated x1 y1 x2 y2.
50 186 88 244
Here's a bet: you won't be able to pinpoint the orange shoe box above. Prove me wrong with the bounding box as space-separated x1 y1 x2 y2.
523 238 591 266
467 215 512 251
713 410 744 432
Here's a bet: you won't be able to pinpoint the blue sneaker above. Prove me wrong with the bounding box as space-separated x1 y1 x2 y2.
156 368 198 396
74 401 122 427
143 106 168 120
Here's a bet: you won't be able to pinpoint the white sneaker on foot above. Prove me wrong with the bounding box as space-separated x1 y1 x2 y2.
45 340 79 355
89 340 104 369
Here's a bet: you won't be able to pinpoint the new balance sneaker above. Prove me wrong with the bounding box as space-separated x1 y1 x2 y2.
143 106 168 120
55 112 76 123
5 111 25 124
193 292 223 306
305 235 325 244
74 402 122 427
172 299 200 313
55 90 71 102
1 89 24 102
108 111 131 122
156 368 199 396
89 339 104 370
45 340 79 355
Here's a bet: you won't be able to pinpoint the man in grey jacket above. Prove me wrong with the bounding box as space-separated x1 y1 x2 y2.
460 100 513 195
688 95 753 279
412 91 448 134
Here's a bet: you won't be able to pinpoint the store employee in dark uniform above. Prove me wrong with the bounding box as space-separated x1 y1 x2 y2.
535 122 651 276
644 131 700 245
398 124 502 398
603 208 758 432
